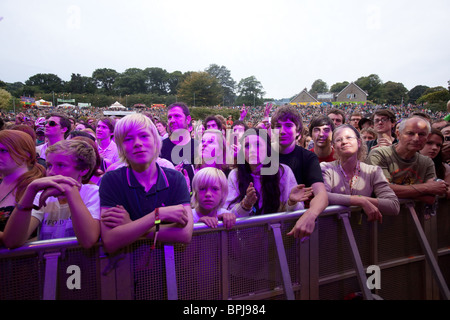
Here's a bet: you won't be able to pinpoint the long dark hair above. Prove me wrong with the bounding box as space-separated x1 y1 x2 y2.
428 128 446 180
228 128 282 215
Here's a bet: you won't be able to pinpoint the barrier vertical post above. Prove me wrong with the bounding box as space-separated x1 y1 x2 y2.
270 223 295 300
220 230 229 300
339 212 374 300
405 202 450 300
164 245 178 300
42 252 61 300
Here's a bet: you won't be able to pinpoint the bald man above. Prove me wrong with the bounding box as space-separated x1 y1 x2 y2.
367 116 448 203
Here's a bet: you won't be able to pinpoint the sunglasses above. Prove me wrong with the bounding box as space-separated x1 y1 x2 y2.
44 120 60 127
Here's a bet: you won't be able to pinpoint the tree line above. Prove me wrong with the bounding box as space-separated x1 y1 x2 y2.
309 75 449 110
0 65 449 111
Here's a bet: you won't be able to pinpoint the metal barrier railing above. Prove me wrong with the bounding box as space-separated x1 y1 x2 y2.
0 200 449 300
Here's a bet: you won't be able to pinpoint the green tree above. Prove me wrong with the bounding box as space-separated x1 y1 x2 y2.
25 73 64 93
205 64 236 106
166 70 184 95
330 81 349 93
0 89 12 111
113 68 147 95
92 68 119 95
66 73 97 94
177 72 223 106
423 86 447 96
355 74 383 102
143 67 169 95
408 85 429 103
309 79 328 94
381 81 409 104
236 76 265 106
417 90 450 105
5 82 25 97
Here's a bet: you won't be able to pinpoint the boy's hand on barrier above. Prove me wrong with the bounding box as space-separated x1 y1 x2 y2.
199 216 219 229
287 213 316 242
218 211 236 229
159 204 189 226
101 205 132 228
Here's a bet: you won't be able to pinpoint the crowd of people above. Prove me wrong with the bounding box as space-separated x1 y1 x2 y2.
0 100 449 253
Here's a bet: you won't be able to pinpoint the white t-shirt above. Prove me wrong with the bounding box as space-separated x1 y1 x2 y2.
36 142 49 160
31 184 100 240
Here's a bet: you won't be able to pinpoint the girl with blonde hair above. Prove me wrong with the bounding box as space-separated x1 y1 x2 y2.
191 167 235 229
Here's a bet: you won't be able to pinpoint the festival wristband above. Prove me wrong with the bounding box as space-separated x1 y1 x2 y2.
155 207 161 232
152 207 161 250
16 202 39 211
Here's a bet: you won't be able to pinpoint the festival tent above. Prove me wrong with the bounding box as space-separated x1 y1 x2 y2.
109 101 126 109
57 103 76 108
36 99 53 107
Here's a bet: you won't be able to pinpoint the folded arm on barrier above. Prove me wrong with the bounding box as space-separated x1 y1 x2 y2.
100 204 193 254
390 180 447 205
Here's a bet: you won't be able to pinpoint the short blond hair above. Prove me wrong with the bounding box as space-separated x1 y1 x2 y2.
114 113 161 166
46 139 97 181
191 167 228 211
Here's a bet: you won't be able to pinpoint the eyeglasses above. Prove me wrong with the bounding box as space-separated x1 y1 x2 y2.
373 118 390 124
44 120 60 127
334 136 357 144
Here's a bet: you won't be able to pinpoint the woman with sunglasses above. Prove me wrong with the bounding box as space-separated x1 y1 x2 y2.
320 125 400 223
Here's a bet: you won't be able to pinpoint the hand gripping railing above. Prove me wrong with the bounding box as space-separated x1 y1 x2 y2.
1 201 449 300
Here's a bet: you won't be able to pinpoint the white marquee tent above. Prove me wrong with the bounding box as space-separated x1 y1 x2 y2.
108 101 126 109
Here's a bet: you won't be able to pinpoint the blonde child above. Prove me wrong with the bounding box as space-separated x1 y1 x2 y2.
191 167 236 229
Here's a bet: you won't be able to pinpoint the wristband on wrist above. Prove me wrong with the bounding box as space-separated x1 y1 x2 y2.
154 207 161 231
152 207 161 250
240 200 251 211
15 202 39 211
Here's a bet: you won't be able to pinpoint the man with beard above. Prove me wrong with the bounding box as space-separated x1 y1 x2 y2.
160 102 199 191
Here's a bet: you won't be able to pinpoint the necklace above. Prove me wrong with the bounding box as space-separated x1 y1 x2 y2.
338 160 361 194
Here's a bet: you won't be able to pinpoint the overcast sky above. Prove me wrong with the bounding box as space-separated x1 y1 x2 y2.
1 0 449 99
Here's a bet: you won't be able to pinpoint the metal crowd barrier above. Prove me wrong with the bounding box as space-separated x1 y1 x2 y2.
0 199 449 300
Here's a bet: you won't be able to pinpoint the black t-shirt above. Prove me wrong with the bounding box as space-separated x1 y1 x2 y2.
160 138 198 165
278 145 323 187
160 138 199 191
